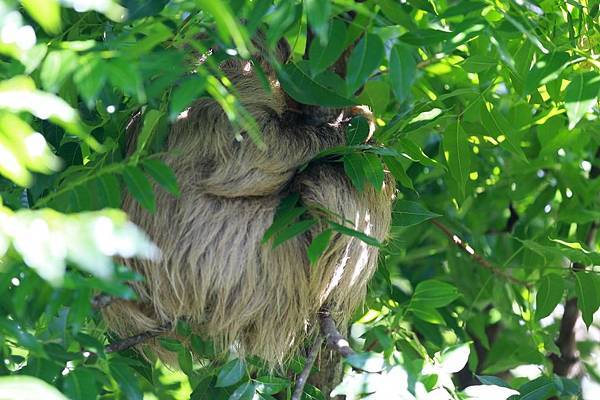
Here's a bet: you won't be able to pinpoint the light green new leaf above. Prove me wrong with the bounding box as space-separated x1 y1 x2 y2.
346 33 385 94
565 72 600 129
40 50 78 93
143 158 180 197
574 272 600 328
393 200 440 227
534 274 565 321
389 43 417 103
0 376 68 400
442 121 471 198
122 166 156 213
21 0 61 34
73 56 107 108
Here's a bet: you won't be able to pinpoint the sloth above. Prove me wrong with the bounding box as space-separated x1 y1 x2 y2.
102 36 394 366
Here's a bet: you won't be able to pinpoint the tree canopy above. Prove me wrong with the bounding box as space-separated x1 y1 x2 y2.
0 0 599 399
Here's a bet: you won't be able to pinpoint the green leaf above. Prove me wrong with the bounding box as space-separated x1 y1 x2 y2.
308 20 347 75
362 153 385 191
343 153 367 192
73 56 107 108
109 361 143 400
0 317 46 356
170 75 206 119
122 166 156 212
134 109 165 159
123 0 169 19
263 207 307 243
63 369 98 400
389 44 417 103
534 274 565 321
228 382 256 400
397 138 442 169
0 376 68 400
307 229 333 264
442 121 471 198
463 384 519 400
216 359 245 387
278 62 354 107
96 174 122 208
574 272 600 328
178 348 193 375
480 104 528 162
329 221 381 247
382 156 414 191
438 343 470 373
21 0 61 34
411 306 445 324
40 50 78 93
345 352 385 372
460 55 497 73
346 33 385 93
142 158 180 197
411 280 460 308
346 116 370 145
565 72 600 129
272 219 317 248
518 376 558 400
255 376 289 395
195 0 250 58
393 200 440 227
524 52 570 94
305 0 331 44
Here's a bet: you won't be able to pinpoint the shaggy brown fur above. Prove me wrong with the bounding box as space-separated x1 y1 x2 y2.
102 43 394 365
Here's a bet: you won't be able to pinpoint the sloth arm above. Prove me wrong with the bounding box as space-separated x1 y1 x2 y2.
169 96 345 198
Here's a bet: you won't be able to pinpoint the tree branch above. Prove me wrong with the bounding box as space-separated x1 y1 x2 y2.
319 309 355 358
105 323 172 353
551 147 600 377
430 219 530 287
291 335 324 400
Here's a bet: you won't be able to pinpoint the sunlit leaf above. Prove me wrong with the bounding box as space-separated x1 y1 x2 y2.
564 72 600 129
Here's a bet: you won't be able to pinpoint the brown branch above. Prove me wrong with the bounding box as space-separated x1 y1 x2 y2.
291 335 324 400
430 219 530 287
105 323 172 353
319 309 355 358
551 147 600 377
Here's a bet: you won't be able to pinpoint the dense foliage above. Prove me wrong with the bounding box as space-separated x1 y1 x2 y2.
0 0 599 399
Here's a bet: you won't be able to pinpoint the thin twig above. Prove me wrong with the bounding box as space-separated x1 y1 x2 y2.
105 323 172 353
319 309 355 358
430 219 530 287
291 335 324 400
